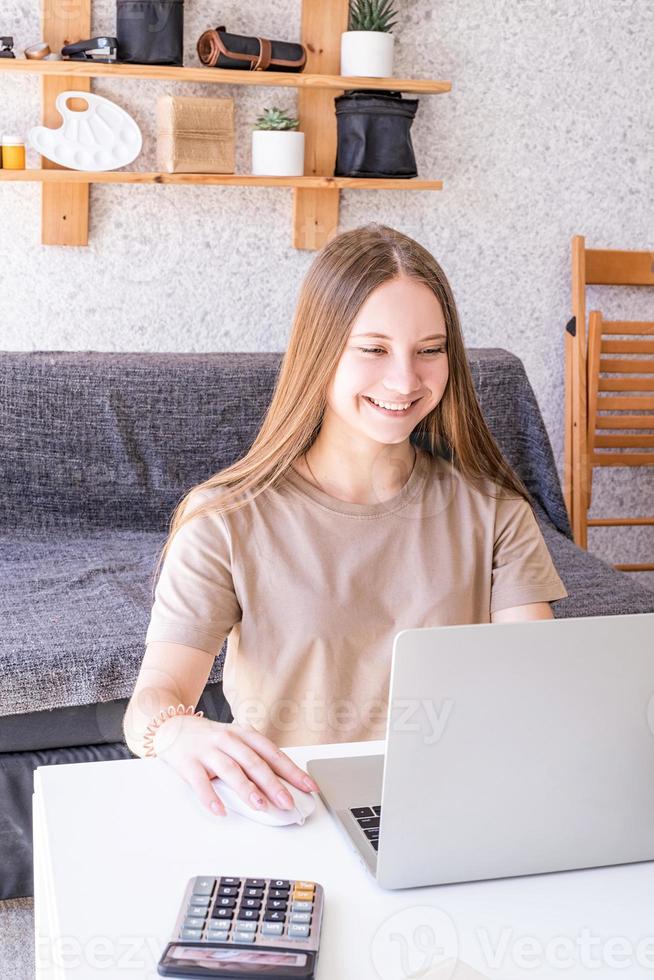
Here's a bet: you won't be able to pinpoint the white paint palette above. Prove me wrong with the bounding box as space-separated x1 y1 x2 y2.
28 90 142 171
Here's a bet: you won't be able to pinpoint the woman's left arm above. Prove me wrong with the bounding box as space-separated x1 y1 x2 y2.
491 602 554 624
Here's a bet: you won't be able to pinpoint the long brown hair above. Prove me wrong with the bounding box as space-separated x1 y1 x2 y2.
150 223 532 597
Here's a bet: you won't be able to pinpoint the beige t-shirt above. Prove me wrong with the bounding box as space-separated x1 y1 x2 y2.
145 449 568 747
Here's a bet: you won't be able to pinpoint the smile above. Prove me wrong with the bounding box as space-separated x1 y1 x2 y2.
363 395 422 416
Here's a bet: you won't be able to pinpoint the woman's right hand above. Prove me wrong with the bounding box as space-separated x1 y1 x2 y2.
151 715 319 817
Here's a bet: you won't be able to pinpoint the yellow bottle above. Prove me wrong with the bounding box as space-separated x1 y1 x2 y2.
2 135 26 169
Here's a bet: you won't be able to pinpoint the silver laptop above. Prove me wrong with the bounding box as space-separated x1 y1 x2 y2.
307 612 654 889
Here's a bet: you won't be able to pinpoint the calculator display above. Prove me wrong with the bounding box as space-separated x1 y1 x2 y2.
169 946 308 968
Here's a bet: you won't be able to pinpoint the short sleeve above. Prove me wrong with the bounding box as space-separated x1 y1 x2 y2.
490 495 568 614
145 491 242 655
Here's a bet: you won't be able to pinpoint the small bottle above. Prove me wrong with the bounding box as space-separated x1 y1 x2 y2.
2 135 26 169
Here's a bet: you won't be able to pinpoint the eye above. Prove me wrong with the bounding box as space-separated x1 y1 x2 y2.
356 346 447 355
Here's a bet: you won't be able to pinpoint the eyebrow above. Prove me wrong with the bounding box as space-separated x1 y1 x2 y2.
350 332 447 341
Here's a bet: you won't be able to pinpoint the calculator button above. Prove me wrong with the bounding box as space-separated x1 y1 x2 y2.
371 840 379 851
220 878 242 886
241 898 262 910
358 816 380 830
364 828 379 840
292 890 314 903
189 895 211 908
183 917 207 930
261 922 284 936
233 931 257 943
192 878 216 897
215 896 237 908
351 806 374 818
218 886 239 897
263 910 285 923
186 905 207 918
294 881 315 892
288 924 310 938
373 806 382 815
266 899 287 912
290 912 312 924
291 901 312 912
245 878 266 887
211 908 234 920
180 928 203 941
269 888 289 900
271 880 290 890
244 887 264 899
235 920 257 933
206 929 229 942
238 909 260 921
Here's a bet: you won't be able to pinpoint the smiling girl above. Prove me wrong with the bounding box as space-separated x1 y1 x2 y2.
123 223 567 818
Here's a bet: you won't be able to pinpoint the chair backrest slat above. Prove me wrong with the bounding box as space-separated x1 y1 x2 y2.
595 434 654 448
600 358 654 373
601 339 654 355
586 249 654 286
597 395 654 410
593 453 654 467
603 320 654 335
596 415 654 429
599 378 654 391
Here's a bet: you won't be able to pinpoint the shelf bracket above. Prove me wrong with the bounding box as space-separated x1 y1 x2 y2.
292 0 349 250
41 0 91 245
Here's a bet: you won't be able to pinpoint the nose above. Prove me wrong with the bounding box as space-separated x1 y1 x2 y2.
382 357 423 399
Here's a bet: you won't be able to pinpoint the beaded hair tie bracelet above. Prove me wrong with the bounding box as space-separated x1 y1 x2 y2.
143 703 204 757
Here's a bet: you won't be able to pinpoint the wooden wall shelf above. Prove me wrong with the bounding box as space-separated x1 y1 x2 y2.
1 0 451 248
0 58 451 95
0 170 443 189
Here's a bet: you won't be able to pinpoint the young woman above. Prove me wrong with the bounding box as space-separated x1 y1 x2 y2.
123 223 567 820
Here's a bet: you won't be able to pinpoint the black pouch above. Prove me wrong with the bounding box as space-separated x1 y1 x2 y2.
334 89 419 178
116 0 184 66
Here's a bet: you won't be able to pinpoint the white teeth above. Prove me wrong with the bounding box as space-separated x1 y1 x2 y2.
367 396 412 411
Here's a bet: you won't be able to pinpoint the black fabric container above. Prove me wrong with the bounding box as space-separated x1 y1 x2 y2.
334 89 419 178
116 0 184 66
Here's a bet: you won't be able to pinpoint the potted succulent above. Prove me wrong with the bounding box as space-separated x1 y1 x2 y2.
340 0 398 78
251 106 304 177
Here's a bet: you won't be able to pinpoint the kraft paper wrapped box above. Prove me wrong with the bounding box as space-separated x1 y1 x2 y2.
156 95 235 173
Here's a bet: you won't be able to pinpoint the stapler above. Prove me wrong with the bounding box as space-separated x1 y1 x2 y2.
62 36 118 63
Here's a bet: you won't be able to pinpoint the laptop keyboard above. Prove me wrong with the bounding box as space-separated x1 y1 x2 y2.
350 805 382 851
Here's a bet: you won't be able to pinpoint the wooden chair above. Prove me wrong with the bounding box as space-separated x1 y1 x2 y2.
584 311 654 571
565 235 654 550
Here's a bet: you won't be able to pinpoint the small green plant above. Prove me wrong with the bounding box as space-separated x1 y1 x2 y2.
349 0 399 32
254 107 299 131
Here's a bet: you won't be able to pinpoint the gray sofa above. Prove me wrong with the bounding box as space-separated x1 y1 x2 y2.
1 350 653 900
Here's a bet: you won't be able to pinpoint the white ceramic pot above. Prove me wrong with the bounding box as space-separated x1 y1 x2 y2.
340 31 394 77
251 130 305 176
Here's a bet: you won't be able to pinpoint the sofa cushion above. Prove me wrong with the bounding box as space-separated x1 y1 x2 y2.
532 504 654 617
0 527 225 717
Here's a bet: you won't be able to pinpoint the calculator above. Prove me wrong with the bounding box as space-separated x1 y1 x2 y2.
157 875 324 978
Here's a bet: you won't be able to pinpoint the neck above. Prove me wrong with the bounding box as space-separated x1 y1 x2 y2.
299 423 417 505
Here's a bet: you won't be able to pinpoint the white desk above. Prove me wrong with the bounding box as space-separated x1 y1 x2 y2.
33 739 654 980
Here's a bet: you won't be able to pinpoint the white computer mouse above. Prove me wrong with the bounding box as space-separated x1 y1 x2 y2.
210 776 316 827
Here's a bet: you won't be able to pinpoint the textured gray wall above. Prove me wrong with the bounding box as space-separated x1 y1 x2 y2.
0 0 652 588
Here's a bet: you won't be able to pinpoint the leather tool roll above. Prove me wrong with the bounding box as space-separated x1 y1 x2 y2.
197 25 306 72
